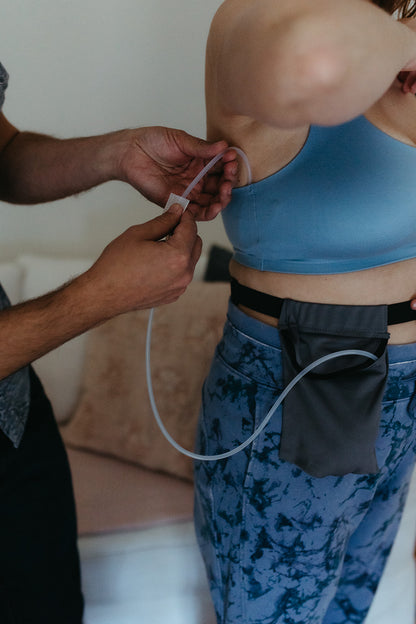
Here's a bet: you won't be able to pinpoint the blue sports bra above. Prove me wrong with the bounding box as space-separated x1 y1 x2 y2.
222 116 416 274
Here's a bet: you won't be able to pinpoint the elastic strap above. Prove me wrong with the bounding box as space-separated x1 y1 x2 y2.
230 277 416 326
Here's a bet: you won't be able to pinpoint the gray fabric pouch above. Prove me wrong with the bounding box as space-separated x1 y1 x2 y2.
278 300 389 478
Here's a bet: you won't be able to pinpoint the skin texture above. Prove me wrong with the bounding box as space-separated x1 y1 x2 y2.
0 116 238 379
205 0 416 343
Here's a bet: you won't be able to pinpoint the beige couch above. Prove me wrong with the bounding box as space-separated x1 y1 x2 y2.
0 252 229 533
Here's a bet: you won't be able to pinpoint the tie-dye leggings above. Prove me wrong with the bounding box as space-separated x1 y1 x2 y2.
194 302 416 624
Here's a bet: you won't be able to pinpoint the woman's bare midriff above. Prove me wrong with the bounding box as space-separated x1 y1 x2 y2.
230 258 416 344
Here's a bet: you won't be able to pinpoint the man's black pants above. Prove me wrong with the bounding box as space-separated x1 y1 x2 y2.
0 369 84 623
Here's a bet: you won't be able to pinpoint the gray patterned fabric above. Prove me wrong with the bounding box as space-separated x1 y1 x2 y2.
0 63 8 111
0 64 31 447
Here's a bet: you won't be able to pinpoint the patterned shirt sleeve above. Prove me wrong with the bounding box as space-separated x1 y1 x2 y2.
0 63 9 111
0 63 31 447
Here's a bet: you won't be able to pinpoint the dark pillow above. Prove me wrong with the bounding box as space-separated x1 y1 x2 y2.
204 245 232 282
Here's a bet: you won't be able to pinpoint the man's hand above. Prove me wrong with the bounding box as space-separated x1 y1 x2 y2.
0 206 201 380
0 117 237 213
80 204 202 315
117 126 238 221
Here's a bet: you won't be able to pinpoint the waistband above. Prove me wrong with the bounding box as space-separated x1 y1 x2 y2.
226 300 416 365
230 277 416 327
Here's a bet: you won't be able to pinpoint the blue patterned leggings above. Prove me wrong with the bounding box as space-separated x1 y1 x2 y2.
194 302 416 624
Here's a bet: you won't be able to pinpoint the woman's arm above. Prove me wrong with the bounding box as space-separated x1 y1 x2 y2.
210 0 416 128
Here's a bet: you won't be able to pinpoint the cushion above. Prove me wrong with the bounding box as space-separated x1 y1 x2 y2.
67 447 194 535
18 254 94 423
204 245 232 282
62 281 230 481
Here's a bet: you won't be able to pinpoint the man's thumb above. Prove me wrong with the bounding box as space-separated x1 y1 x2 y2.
142 205 183 240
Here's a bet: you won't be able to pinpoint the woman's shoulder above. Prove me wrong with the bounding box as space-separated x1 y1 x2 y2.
206 2 309 181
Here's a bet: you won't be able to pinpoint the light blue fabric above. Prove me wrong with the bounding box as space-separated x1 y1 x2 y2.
222 116 416 274
0 63 31 447
194 302 416 624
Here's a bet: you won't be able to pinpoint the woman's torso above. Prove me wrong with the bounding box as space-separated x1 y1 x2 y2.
206 39 416 345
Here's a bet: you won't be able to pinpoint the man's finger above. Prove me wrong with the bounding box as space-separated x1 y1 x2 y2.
138 205 183 241
190 235 203 268
179 132 229 160
168 210 199 254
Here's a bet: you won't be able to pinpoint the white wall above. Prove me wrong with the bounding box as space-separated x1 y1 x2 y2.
0 0 230 261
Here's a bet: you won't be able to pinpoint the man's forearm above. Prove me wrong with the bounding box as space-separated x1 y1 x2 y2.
0 274 109 379
0 129 130 204
0 207 202 380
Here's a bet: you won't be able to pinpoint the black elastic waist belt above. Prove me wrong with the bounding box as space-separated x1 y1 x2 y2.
230 277 416 326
